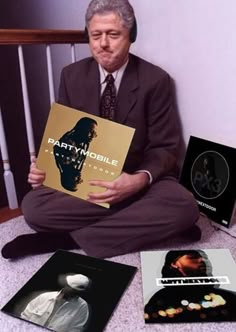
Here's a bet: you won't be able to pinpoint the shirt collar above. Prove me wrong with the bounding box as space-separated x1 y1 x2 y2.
53 289 80 303
99 58 129 90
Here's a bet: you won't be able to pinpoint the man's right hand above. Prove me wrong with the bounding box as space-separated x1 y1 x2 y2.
28 157 46 188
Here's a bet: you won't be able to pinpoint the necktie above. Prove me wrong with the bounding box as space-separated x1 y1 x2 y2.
100 74 117 120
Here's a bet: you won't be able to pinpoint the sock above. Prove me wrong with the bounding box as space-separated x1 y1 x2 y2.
1 232 79 259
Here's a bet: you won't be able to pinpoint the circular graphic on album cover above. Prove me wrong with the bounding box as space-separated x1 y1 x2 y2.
191 151 230 199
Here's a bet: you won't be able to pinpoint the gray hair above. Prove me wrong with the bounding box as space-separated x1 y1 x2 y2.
85 0 135 30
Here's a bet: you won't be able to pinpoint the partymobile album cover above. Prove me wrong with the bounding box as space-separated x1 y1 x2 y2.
180 136 236 228
37 103 135 208
141 249 236 324
1 250 137 332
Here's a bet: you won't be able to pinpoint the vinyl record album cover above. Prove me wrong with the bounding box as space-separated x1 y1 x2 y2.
37 103 135 208
1 250 137 332
141 249 236 324
180 136 236 228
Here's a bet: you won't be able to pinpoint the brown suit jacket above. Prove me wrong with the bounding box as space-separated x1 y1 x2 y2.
58 53 181 183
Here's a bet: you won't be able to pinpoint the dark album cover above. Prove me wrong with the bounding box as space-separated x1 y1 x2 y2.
180 136 236 228
1 250 137 332
141 249 236 324
37 103 135 208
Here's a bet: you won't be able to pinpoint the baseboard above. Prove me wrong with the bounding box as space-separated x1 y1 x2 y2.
0 207 22 224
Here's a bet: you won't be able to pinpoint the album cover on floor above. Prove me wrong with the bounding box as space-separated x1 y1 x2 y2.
141 249 236 324
37 103 135 208
180 135 236 228
1 250 137 332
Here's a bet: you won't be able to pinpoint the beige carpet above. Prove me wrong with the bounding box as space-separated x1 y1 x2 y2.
0 215 236 332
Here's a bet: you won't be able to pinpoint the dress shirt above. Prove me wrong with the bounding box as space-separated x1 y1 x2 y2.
21 290 89 332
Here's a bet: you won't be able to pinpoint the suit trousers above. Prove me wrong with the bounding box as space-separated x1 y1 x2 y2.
21 177 199 258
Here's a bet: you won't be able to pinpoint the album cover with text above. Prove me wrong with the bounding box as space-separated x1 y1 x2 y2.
141 249 236 324
179 136 236 228
37 103 135 208
1 250 137 332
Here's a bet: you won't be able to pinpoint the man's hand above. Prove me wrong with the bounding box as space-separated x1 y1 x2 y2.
28 157 46 188
87 172 149 205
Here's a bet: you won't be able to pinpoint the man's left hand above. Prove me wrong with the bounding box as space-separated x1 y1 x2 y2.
87 172 149 205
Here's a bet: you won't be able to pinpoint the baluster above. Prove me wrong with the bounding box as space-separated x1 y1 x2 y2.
71 43 76 63
18 45 35 162
46 44 55 104
0 107 18 209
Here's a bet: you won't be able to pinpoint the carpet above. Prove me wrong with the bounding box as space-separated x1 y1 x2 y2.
0 215 236 332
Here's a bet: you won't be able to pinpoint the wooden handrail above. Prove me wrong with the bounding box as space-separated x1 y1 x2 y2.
0 29 88 45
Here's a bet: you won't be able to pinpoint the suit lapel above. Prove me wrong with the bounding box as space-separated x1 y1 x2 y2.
82 55 139 122
83 60 100 117
116 55 139 124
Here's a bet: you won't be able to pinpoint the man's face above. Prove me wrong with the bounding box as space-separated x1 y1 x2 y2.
62 286 80 299
171 253 212 277
88 123 98 142
88 12 131 72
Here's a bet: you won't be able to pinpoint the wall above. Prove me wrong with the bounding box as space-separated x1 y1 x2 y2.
130 0 236 148
0 0 235 207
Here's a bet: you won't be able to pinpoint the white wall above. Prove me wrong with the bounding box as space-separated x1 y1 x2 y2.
130 0 236 148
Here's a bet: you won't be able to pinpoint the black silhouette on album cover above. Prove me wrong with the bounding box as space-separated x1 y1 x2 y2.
144 250 236 323
191 151 229 199
53 118 98 191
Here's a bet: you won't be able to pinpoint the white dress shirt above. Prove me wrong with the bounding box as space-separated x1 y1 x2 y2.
21 290 89 332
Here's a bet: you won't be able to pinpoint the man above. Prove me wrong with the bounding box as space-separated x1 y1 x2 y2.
53 117 98 191
2 0 200 260
21 274 91 332
144 250 236 323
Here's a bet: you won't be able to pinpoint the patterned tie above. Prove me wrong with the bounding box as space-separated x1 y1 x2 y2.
100 74 117 120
